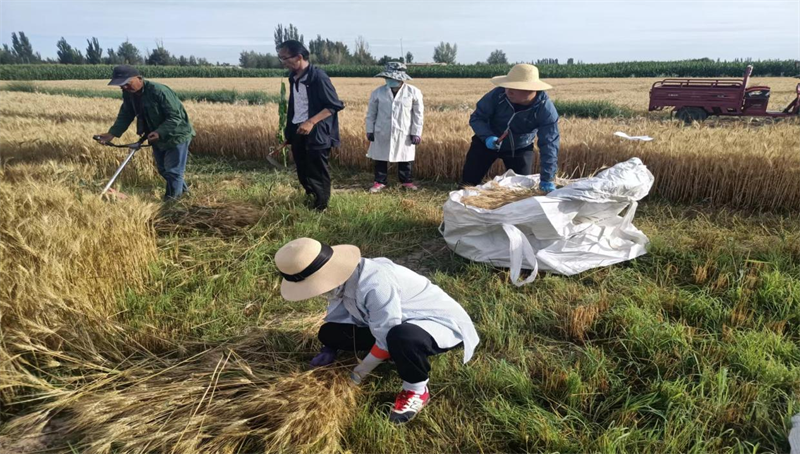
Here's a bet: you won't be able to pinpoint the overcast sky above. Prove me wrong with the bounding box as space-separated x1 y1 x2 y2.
1 0 798 64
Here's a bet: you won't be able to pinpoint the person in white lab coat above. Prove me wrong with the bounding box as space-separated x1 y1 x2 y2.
365 62 424 193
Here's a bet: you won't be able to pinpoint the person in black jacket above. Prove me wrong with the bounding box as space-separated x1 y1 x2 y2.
277 40 345 212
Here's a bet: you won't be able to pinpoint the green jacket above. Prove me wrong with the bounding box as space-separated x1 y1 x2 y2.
108 80 195 149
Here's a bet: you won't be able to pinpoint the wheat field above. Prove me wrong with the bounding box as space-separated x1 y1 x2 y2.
2 84 798 210
3 76 799 111
1 79 799 453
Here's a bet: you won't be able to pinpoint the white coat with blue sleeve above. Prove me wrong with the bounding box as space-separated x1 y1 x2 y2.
324 258 479 363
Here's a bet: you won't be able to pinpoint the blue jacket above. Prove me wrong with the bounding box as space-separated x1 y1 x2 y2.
285 64 345 150
469 87 560 183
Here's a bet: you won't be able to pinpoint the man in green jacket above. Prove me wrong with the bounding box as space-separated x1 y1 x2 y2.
95 65 196 200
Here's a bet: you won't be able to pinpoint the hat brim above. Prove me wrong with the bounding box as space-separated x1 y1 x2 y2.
491 76 552 91
108 76 134 86
375 72 412 81
280 244 361 301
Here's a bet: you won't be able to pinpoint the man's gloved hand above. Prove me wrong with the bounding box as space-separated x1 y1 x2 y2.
484 136 499 150
410 135 421 145
310 346 338 367
540 181 556 193
367 133 375 142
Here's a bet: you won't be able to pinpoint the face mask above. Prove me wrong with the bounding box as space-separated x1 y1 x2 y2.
385 79 402 88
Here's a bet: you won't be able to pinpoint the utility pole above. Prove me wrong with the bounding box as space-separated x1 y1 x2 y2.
401 38 404 60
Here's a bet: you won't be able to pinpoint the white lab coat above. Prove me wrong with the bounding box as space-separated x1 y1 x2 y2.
365 84 424 163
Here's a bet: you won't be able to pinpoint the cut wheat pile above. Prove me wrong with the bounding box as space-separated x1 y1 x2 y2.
461 181 546 209
1 335 359 454
0 178 357 454
154 200 264 236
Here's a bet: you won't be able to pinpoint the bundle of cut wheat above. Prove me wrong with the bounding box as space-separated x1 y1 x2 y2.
461 181 545 209
0 333 359 454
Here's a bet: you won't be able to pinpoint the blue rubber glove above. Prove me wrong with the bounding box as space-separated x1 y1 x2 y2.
367 133 375 142
310 346 337 367
484 136 499 150
410 135 421 145
540 181 556 193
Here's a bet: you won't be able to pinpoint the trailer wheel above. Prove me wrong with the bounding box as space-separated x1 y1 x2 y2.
676 107 709 124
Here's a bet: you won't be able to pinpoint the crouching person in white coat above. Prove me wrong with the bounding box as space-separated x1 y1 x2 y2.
275 238 479 424
365 62 424 193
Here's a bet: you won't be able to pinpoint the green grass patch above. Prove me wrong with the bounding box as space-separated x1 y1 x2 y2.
123 156 800 452
6 154 799 453
2 81 281 104
554 99 636 118
429 99 636 118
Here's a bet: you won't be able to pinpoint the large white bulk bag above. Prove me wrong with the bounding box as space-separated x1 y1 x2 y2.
440 158 654 286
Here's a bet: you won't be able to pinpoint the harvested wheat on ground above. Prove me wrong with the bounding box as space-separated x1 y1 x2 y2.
154 200 265 235
0 334 360 454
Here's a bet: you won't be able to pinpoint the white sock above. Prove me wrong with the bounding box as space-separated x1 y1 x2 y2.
402 379 428 394
353 353 384 377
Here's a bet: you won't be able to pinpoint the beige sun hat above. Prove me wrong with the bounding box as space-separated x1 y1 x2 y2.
491 64 553 91
275 238 361 301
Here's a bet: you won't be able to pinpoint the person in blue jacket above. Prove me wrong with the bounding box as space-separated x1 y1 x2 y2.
461 64 560 192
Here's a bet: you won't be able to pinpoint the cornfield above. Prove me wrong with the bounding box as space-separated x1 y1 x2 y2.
1 59 797 80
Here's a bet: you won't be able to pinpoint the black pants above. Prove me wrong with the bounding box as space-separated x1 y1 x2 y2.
291 132 331 211
318 322 454 383
374 160 413 185
460 136 534 187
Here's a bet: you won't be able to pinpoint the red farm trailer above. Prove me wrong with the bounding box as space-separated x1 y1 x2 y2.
649 65 800 122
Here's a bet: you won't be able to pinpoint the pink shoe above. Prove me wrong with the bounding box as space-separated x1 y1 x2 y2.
369 182 386 193
401 182 419 191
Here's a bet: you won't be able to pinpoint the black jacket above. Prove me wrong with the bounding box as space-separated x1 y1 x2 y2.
285 65 345 150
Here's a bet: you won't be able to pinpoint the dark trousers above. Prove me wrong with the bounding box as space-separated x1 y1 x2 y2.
318 322 454 383
291 133 331 211
374 160 413 185
152 140 190 201
460 136 534 187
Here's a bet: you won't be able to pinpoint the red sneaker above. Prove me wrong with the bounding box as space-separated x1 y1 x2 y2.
401 182 419 191
389 388 429 424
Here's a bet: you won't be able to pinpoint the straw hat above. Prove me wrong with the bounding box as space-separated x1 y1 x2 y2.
275 238 361 301
491 64 552 91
